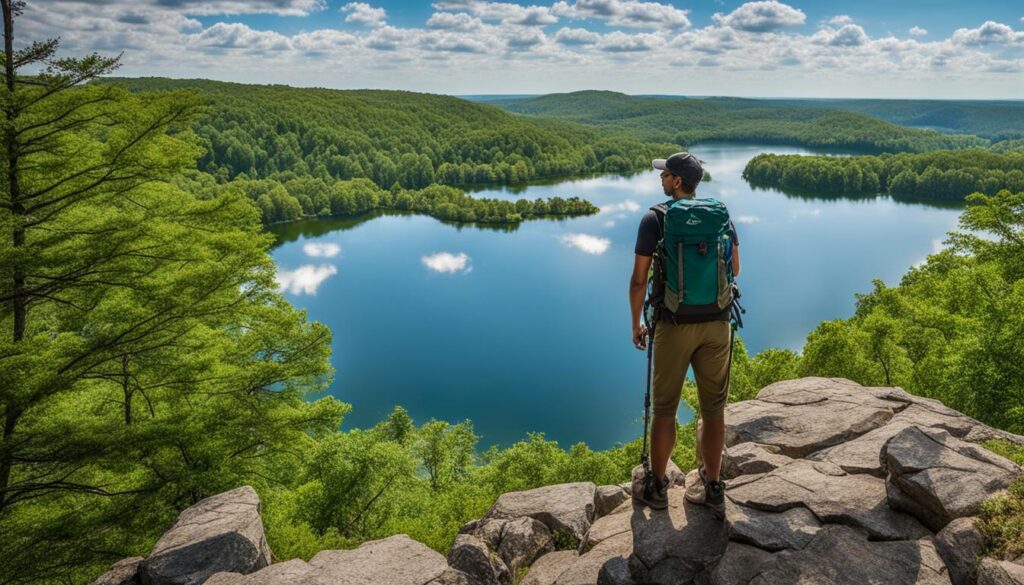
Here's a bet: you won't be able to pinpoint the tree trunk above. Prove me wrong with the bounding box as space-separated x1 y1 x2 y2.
1 0 23 512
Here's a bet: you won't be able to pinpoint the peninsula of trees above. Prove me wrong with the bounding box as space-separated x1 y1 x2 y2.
743 149 1024 201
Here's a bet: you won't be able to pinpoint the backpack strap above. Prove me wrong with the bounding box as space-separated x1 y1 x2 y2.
650 203 668 240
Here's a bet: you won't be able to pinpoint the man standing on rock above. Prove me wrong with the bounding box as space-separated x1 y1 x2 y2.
628 152 740 516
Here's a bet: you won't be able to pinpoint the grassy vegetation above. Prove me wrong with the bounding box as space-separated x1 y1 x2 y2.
980 440 1024 562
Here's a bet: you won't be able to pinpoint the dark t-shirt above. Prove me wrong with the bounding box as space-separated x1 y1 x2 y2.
635 199 739 323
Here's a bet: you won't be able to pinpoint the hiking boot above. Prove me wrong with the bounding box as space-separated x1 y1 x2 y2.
684 466 726 519
633 472 670 510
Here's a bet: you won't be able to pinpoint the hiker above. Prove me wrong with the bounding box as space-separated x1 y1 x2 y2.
628 152 741 516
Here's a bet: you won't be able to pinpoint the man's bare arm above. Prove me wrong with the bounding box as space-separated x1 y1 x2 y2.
732 242 741 278
630 254 652 349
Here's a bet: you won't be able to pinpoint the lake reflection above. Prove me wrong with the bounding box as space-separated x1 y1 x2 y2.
268 143 963 450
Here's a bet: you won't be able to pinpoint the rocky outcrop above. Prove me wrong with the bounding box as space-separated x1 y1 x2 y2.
140 486 272 585
92 557 144 585
881 426 1021 531
629 377 1023 584
977 558 1024 585
708 524 951 585
448 534 511 585
935 517 986 585
208 535 451 585
92 378 1024 585
484 483 596 546
594 486 629 519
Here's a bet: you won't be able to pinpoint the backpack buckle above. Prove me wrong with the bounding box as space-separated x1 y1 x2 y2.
698 241 708 255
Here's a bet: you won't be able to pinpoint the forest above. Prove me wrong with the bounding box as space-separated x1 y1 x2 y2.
97 79 671 187
92 78 671 225
493 91 989 153
742 149 1024 201
3 10 1024 583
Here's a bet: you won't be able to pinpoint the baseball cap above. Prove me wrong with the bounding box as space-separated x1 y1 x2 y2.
653 152 704 187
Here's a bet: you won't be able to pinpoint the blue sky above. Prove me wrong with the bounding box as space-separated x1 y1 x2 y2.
22 1 1024 98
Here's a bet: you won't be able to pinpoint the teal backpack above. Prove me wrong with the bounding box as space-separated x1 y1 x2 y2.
649 198 735 319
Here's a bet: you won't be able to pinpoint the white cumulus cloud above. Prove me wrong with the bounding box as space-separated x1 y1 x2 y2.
951 21 1024 46
422 252 472 273
734 215 761 224
434 1 558 26
909 26 928 37
303 242 341 257
713 1 806 33
426 12 484 31
189 22 291 50
292 29 358 53
276 264 338 295
554 26 601 45
561 233 611 255
598 30 664 52
552 0 690 30
342 2 387 27
812 24 870 47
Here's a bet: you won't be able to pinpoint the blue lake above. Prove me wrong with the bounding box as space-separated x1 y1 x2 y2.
268 143 964 450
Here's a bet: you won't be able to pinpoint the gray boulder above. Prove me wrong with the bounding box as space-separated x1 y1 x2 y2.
204 560 315 585
595 553 632 585
555 532 632 585
808 421 913 477
707 525 950 584
934 517 985 585
485 483 596 546
977 558 1024 585
594 485 629 519
881 426 1022 531
519 551 577 585
579 509 631 554
725 500 821 552
459 518 508 550
139 486 272 585
726 459 930 541
725 378 898 458
628 486 729 584
309 535 449 584
703 542 778 585
448 534 511 585
496 517 554 576
92 557 143 585
428 568 488 585
722 443 793 480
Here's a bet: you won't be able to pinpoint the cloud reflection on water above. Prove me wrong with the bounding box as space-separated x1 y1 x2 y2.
303 242 341 257
277 264 338 295
422 252 472 273
561 233 611 255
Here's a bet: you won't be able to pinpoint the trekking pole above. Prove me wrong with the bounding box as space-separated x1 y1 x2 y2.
726 284 746 393
641 300 655 479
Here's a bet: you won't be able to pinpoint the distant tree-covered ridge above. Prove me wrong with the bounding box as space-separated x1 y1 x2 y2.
742 149 1024 201
95 78 673 188
750 98 1024 141
495 91 987 153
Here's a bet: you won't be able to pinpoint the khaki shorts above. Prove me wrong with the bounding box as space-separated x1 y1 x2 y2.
652 319 731 418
